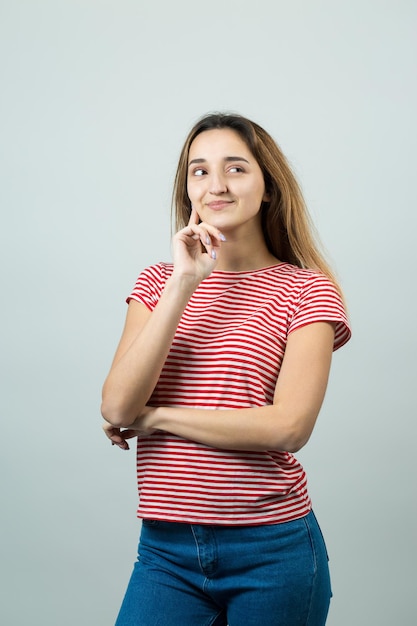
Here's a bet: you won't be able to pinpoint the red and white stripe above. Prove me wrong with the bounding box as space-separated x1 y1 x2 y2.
128 262 350 525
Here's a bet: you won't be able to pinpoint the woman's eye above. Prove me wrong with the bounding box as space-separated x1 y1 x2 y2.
193 168 206 176
228 166 244 173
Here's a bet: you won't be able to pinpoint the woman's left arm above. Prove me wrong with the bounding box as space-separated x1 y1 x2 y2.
106 321 335 453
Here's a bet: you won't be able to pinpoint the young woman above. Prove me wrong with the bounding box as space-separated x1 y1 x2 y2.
101 113 351 626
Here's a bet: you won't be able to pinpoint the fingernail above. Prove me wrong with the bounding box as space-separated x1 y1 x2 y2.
219 233 226 242
211 249 217 259
206 235 211 245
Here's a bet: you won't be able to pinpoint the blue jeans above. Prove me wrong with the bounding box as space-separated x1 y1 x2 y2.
115 511 332 625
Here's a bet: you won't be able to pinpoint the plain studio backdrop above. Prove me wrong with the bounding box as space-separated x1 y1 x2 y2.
1 1 416 624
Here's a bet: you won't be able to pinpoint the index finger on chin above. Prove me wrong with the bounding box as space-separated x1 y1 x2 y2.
188 205 200 226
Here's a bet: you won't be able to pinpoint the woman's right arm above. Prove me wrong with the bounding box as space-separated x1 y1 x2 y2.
101 208 225 428
101 275 199 427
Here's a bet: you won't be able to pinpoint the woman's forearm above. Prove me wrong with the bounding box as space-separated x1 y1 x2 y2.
117 320 333 452
146 403 317 454
101 275 198 427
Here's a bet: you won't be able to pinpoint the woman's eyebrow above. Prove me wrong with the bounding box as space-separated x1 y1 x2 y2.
224 156 250 164
188 156 250 166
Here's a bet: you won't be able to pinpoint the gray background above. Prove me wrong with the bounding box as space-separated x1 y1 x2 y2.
1 1 416 624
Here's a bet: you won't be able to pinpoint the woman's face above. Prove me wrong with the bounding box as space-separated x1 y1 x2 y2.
186 128 268 234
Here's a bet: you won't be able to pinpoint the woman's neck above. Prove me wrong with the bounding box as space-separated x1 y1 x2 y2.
214 235 280 272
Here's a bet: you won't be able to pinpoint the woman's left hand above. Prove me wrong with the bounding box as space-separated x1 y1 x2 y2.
103 406 157 450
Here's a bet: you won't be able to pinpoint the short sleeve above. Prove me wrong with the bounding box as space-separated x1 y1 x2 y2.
288 273 351 351
126 263 172 311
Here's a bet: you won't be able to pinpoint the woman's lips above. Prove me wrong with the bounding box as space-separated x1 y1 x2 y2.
206 200 233 210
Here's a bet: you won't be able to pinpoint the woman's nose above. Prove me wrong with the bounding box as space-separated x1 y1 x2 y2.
209 172 228 195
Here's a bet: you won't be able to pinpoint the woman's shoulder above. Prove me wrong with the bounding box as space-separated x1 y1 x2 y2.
271 264 346 311
137 261 174 281
127 262 174 307
269 262 329 287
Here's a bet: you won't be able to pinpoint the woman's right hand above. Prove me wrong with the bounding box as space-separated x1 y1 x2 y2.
171 206 226 283
101 207 226 429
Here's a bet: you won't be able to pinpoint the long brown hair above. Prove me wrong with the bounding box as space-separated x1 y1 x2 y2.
173 112 340 289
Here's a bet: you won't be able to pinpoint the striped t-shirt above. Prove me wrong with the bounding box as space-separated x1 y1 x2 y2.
127 262 351 525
